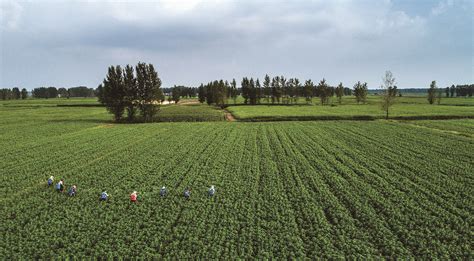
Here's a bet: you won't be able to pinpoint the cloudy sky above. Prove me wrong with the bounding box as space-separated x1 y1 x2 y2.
0 0 472 89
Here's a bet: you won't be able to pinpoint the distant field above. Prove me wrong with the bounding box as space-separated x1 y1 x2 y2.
227 96 474 121
1 99 473 258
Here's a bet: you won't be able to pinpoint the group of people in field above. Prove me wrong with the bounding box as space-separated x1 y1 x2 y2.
47 176 216 202
48 176 77 196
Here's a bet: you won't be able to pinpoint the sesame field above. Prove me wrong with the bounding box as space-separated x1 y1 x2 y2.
1 99 473 259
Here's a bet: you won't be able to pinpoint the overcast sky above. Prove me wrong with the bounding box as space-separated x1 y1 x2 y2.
0 0 472 89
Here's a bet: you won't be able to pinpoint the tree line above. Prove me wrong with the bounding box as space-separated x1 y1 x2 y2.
197 75 361 107
1 88 28 100
97 62 163 122
444 84 474 98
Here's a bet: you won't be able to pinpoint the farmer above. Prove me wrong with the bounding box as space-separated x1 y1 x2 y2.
56 179 65 193
184 188 191 200
100 191 108 201
47 176 54 187
130 191 138 203
68 185 77 196
160 186 167 197
208 185 215 197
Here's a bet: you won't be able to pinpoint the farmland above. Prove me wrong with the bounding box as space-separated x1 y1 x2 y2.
1 99 473 259
227 96 474 121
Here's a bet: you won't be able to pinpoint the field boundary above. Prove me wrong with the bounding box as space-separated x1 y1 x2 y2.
235 115 474 122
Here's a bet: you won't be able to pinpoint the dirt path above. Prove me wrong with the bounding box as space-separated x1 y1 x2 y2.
224 109 236 122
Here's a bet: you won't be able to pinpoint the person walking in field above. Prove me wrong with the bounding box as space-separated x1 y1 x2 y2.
184 188 191 200
130 191 138 203
208 185 215 197
160 186 167 197
47 176 54 187
100 191 108 201
56 179 65 193
68 185 77 196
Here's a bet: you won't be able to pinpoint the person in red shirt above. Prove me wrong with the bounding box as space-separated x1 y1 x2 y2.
130 191 138 202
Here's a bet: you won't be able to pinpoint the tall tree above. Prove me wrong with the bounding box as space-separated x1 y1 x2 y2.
241 77 250 104
101 65 127 121
198 84 206 103
316 78 330 105
171 85 181 104
303 79 314 104
20 88 28 99
12 87 21 99
255 78 262 104
427 80 437 105
335 82 344 104
353 81 368 104
263 74 271 104
380 71 397 119
450 84 456 97
123 64 138 121
231 78 237 104
135 62 163 122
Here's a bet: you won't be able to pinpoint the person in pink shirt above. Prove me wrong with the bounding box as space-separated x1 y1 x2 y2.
130 191 138 202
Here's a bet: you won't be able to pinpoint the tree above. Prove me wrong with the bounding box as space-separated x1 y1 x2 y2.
316 78 330 105
172 85 181 104
58 88 68 98
123 65 138 121
450 84 455 97
12 87 21 99
427 80 437 104
353 81 368 104
263 74 271 103
101 65 127 121
198 84 206 103
21 88 28 99
380 71 397 119
303 79 313 104
241 77 250 104
437 89 442 105
231 78 238 104
135 62 163 122
445 87 450 98
335 82 344 104
292 78 300 104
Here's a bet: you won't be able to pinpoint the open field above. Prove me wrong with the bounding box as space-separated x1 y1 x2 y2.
227 96 474 121
1 100 473 258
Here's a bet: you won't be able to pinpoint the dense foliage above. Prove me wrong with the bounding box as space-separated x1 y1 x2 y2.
1 101 473 259
97 62 163 122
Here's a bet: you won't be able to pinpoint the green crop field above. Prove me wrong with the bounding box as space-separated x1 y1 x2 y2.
1 99 473 259
227 96 474 121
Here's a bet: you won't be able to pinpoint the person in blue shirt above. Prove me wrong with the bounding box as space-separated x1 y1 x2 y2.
184 188 191 200
208 185 215 197
47 176 54 187
56 179 65 193
160 186 167 197
100 191 108 201
68 185 77 196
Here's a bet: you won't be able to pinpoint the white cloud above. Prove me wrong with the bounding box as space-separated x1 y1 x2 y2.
431 0 454 16
0 0 23 31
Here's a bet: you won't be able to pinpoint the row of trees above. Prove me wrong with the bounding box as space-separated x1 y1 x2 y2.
31 86 96 98
197 75 359 106
1 88 28 100
445 84 474 98
97 62 163 122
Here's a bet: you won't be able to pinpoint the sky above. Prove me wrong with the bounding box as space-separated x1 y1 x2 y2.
0 0 473 90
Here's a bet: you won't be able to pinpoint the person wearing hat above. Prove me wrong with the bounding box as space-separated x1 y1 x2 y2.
184 188 191 200
47 176 54 187
56 179 65 193
100 191 108 201
208 185 215 197
130 191 138 202
160 186 167 197
68 185 77 196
